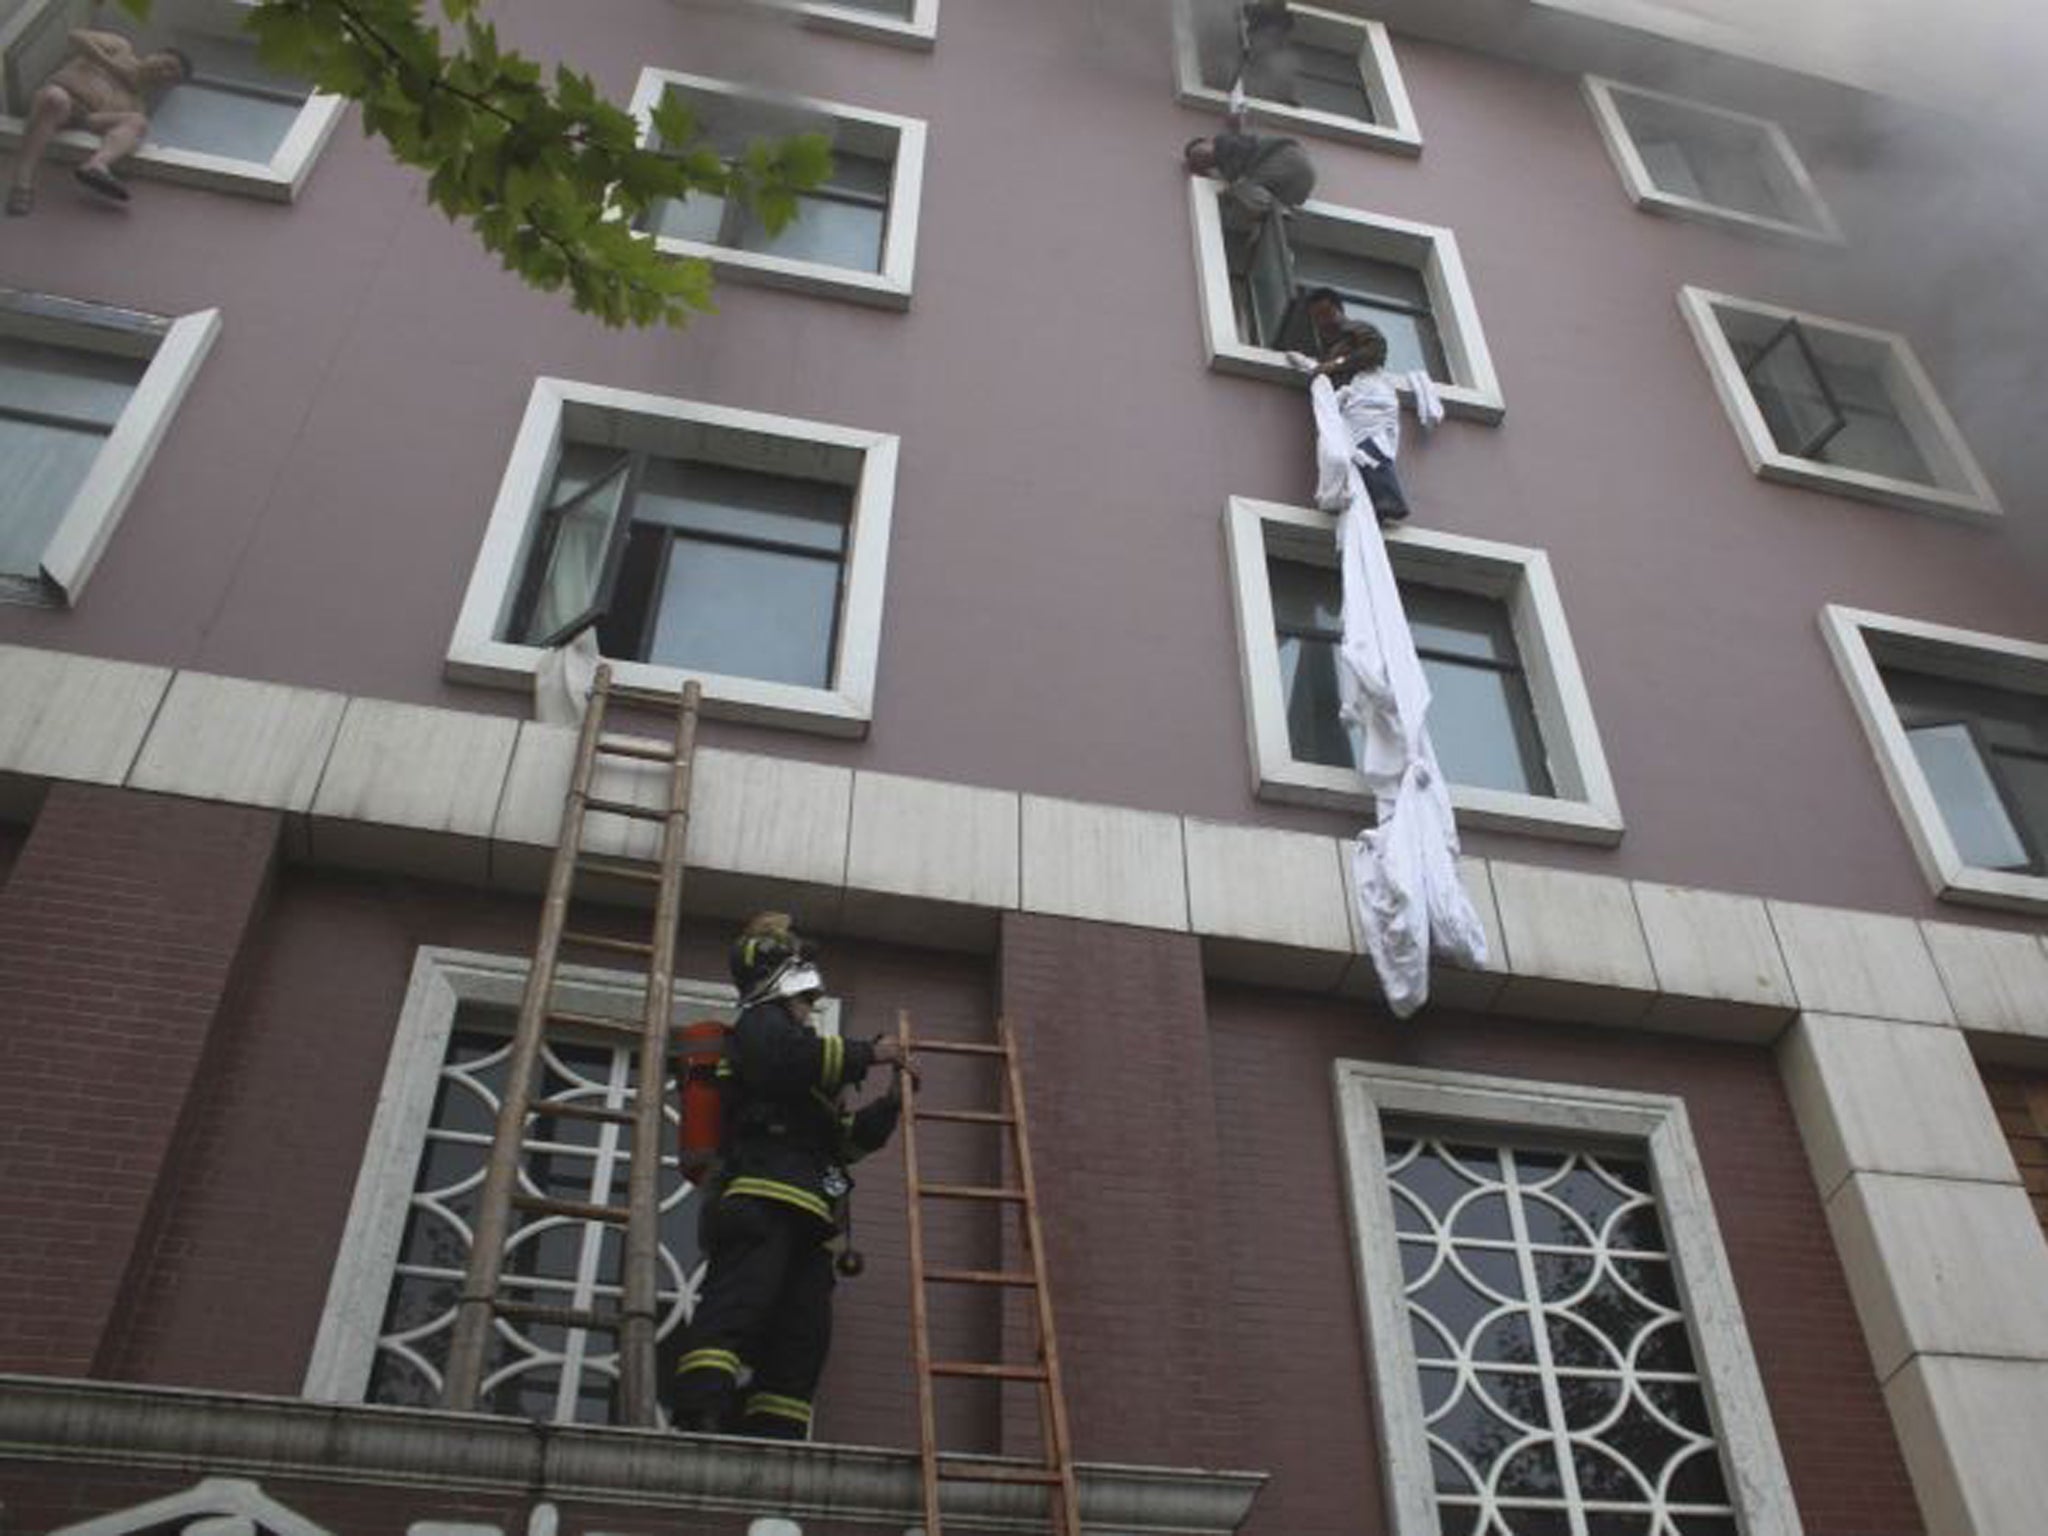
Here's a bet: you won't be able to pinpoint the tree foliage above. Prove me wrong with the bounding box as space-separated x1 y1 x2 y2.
119 0 831 327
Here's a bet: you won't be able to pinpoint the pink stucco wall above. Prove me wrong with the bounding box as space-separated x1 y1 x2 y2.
2 0 2044 920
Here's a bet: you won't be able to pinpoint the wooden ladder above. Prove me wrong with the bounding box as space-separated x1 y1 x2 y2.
441 665 702 1426
897 1011 1081 1536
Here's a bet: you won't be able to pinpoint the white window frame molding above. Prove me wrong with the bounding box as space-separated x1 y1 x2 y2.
304 945 841 1408
0 288 221 606
1822 603 2048 916
764 0 939 52
1170 0 1420 155
1332 1061 1804 1536
0 0 344 202
1225 496 1623 843
1583 75 1840 245
627 68 927 311
446 377 899 739
1678 285 2001 522
1189 179 1504 423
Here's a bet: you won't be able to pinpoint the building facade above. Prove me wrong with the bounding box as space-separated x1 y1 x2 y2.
2 0 2046 1532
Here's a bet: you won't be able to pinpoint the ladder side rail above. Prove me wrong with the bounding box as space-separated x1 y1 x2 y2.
444 665 617 1412
999 1015 1083 1536
618 678 702 1427
899 1008 945 1536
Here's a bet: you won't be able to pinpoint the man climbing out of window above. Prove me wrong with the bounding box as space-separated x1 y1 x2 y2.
6 29 190 215
1289 304 1442 524
665 912 907 1439
1184 113 1316 234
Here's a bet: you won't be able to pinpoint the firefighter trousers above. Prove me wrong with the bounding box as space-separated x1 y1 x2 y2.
663 1191 835 1439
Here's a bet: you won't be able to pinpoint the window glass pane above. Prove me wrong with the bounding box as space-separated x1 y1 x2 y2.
821 149 893 200
1279 631 1353 768
1294 43 1373 120
1906 723 2032 871
1268 556 1342 635
1421 656 1552 797
648 539 840 688
834 0 915 15
0 415 104 574
519 460 633 644
148 83 303 162
1991 750 2048 869
643 190 728 245
1738 324 1843 459
635 461 849 554
1635 137 1704 201
736 194 886 272
1294 248 1430 310
1819 364 1933 483
0 337 144 427
1619 98 1786 221
1346 303 1446 378
1405 584 1517 664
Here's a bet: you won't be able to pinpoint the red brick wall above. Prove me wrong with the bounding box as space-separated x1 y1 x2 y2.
1983 1066 2048 1239
997 913 1233 1470
0 784 279 1379
107 867 995 1453
1207 984 1927 1536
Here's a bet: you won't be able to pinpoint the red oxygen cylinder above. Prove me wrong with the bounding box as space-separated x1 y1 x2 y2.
674 1018 731 1182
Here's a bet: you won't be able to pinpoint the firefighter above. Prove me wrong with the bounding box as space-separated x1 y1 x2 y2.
665 912 907 1439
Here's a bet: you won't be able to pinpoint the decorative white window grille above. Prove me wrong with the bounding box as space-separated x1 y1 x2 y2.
1386 1135 1736 1536
363 1007 702 1424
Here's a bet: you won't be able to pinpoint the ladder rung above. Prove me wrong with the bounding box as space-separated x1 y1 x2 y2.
576 854 662 884
596 736 675 763
582 795 670 822
925 1267 1038 1288
545 1011 649 1041
930 1361 1049 1382
935 1463 1064 1486
530 1099 637 1127
494 1300 617 1330
607 682 699 712
915 1108 1016 1126
922 1183 1027 1203
561 930 655 958
513 1193 632 1225
907 1040 1007 1057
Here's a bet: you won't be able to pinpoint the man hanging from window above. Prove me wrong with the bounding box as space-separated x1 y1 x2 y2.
1184 115 1316 234
6 30 191 216
1288 305 1443 524
665 913 908 1439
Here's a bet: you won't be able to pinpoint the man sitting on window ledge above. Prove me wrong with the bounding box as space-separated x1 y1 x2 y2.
6 30 190 216
1185 116 1316 235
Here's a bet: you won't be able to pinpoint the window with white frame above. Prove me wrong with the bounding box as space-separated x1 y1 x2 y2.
1226 498 1622 843
0 0 342 200
304 949 843 1424
447 378 899 738
1189 181 1504 421
1822 604 2048 914
0 288 219 605
1172 0 1420 154
628 69 926 310
1334 1063 1803 1536
1583 77 1838 243
769 0 938 51
1679 287 2000 521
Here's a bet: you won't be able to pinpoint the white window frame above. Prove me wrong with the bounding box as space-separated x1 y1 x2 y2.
764 0 939 52
1822 603 2048 916
1583 76 1840 245
1332 1061 1804 1536
1224 496 1622 843
0 0 344 202
304 945 843 1411
0 288 220 606
627 68 927 311
446 377 898 739
1170 0 1421 155
1679 285 2001 522
1189 179 1504 422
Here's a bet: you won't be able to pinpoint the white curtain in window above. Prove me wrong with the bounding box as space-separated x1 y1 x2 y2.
1310 373 1487 1017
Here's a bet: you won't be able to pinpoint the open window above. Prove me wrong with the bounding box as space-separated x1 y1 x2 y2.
1225 497 1622 843
1190 181 1504 421
0 287 219 605
0 0 342 200
1171 0 1420 154
447 379 899 738
628 68 927 309
1681 287 2001 520
1823 605 2048 914
1584 76 1839 244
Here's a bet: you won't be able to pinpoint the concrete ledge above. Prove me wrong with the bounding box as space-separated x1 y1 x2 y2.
127 671 346 820
1635 881 1797 1040
1187 819 1351 989
1921 921 2048 1045
842 769 1019 952
0 645 169 820
1021 794 1189 933
1767 900 1956 1026
0 1375 1267 1534
1491 864 1657 1027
